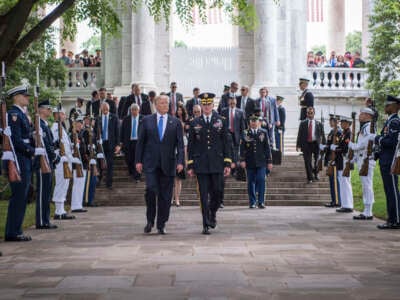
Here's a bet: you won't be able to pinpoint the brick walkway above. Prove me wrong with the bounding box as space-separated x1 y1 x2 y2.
0 206 399 299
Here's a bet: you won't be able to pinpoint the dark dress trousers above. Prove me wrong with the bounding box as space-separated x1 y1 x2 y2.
135 114 184 230
296 118 325 181
275 105 286 152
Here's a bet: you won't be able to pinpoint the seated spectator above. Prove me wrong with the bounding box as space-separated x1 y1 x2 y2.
59 48 70 66
95 49 102 67
352 52 365 68
335 55 348 67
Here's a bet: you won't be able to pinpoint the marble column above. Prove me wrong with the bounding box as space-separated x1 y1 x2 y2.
132 5 156 91
326 0 346 55
362 0 374 59
59 18 77 54
251 0 278 94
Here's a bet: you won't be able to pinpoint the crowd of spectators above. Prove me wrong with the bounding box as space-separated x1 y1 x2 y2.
59 48 102 68
306 50 365 68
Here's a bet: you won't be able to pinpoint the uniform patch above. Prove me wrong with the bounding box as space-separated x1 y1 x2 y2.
213 119 222 129
259 133 265 142
11 114 18 122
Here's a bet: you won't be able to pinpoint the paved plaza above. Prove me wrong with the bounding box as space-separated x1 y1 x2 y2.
0 206 399 300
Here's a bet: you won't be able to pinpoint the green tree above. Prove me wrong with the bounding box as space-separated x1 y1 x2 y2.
367 0 400 106
174 40 188 48
0 0 278 68
345 31 361 54
311 45 326 55
81 34 101 54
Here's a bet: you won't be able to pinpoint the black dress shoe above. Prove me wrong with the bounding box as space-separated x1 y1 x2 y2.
202 226 210 235
313 176 320 181
71 209 88 213
36 223 58 229
249 204 256 209
87 203 98 207
336 208 353 213
324 203 336 208
377 223 400 230
307 180 313 184
54 213 76 220
258 203 266 209
353 214 373 220
219 203 224 209
5 235 32 242
106 186 113 190
158 228 167 235
144 223 153 233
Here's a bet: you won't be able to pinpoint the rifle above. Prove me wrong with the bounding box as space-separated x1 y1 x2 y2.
34 66 51 174
96 113 107 170
71 119 84 177
0 61 21 182
84 112 98 204
342 112 357 177
359 116 375 176
391 133 400 175
326 119 339 176
57 101 73 179
317 111 325 172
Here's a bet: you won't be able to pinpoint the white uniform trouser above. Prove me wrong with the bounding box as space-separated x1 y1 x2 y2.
357 160 375 216
71 169 86 211
52 162 71 215
337 170 354 209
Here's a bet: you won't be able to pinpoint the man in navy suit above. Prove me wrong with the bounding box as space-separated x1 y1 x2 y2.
135 95 184 234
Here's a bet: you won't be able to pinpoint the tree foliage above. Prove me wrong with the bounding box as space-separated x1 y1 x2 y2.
367 0 400 105
345 31 361 54
81 34 101 54
311 45 326 55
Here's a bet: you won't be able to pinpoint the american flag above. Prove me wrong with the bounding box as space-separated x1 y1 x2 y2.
192 5 224 25
307 0 324 22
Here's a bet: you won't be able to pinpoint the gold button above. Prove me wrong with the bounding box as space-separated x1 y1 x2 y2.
208 146 211 149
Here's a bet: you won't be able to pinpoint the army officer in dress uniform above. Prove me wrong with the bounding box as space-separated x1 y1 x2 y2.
375 95 400 229
298 78 314 121
187 93 232 235
240 114 273 209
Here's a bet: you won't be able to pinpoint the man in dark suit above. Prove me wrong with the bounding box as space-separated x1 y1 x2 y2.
186 87 200 117
221 96 245 169
118 96 126 120
167 82 184 116
120 103 143 181
236 85 256 120
104 91 117 115
135 95 184 234
95 102 120 189
296 107 326 183
121 83 149 117
140 90 155 116
275 96 286 153
86 90 101 117
187 93 232 235
218 81 239 114
298 78 314 120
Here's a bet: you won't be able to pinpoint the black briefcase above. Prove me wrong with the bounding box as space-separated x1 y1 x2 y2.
271 149 282 165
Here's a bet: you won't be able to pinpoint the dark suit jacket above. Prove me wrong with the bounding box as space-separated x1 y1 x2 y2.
221 107 245 145
277 106 286 131
217 94 230 114
120 114 143 150
135 114 184 177
103 99 117 115
95 113 120 150
167 92 184 115
34 119 57 170
296 119 326 150
121 93 149 117
86 99 101 117
140 100 152 116
186 97 201 117
236 96 257 119
118 96 126 119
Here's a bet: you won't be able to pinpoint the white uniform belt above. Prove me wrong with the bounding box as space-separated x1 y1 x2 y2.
23 139 30 143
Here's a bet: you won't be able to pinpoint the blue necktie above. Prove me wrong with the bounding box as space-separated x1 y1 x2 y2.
158 115 164 141
102 115 108 140
131 117 137 139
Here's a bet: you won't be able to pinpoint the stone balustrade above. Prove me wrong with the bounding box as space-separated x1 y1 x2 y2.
64 67 103 94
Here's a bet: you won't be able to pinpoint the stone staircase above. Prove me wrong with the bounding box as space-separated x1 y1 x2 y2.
95 152 331 206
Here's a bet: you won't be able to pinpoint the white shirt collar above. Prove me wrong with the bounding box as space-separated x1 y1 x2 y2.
14 104 25 113
157 112 167 119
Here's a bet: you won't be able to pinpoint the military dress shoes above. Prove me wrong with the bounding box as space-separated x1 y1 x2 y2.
54 214 76 220
158 228 167 235
353 214 373 220
202 226 210 235
377 223 400 230
220 203 224 209
336 208 353 213
87 203 98 207
249 204 256 209
144 223 153 233
71 209 88 213
307 180 313 184
36 223 58 229
5 235 32 242
258 203 266 209
324 203 338 208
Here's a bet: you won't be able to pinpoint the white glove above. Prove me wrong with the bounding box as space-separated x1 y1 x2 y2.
96 153 104 159
76 143 80 150
369 134 376 141
330 144 338 151
3 126 11 137
2 151 14 161
72 157 81 164
34 147 46 156
89 159 97 165
60 156 69 163
319 144 326 151
97 139 103 145
348 141 355 150
38 127 43 136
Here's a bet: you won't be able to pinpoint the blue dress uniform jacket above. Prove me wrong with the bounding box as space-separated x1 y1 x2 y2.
187 112 232 173
375 114 400 165
5 105 34 239
240 128 272 168
34 119 57 170
299 89 314 120
334 128 351 171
